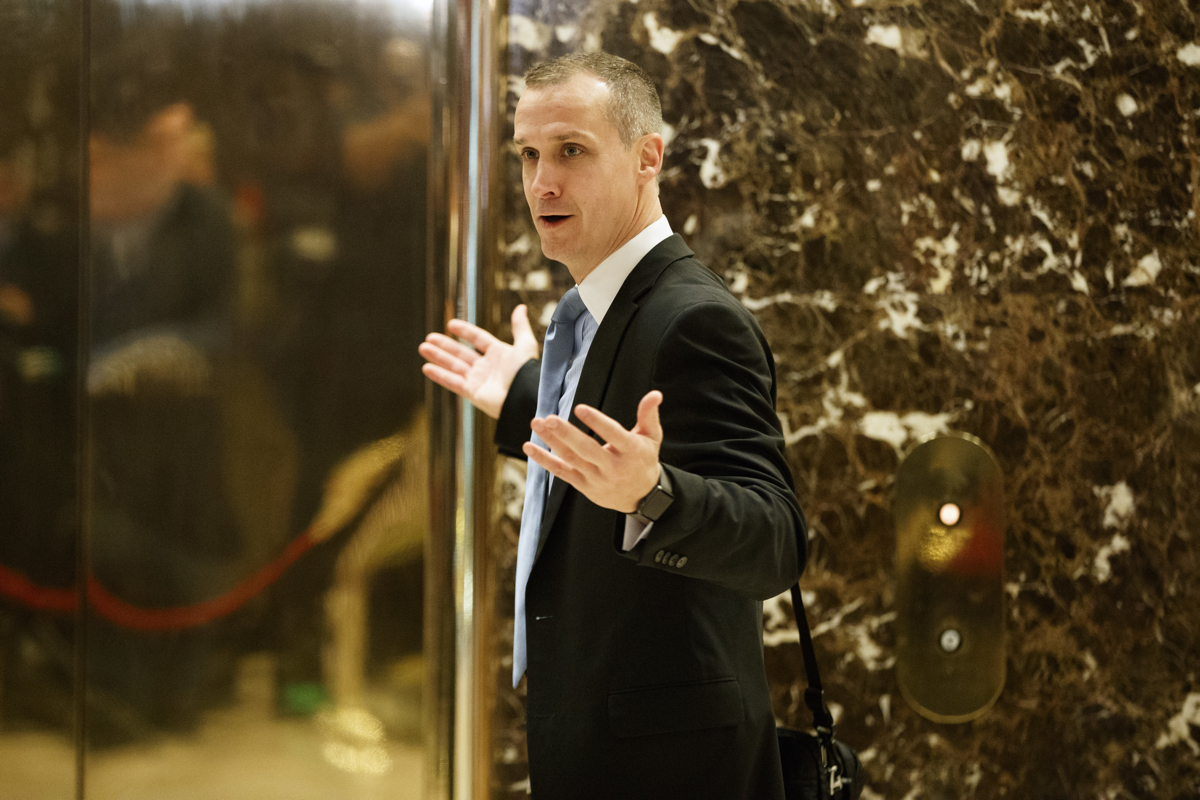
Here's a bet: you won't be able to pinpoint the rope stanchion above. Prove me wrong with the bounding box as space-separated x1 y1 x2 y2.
0 528 318 631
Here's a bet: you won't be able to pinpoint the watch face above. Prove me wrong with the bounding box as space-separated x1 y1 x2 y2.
640 486 674 521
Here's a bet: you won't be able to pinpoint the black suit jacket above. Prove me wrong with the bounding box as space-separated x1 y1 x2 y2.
495 234 807 800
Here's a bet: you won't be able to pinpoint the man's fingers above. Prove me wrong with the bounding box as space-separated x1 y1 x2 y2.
418 341 472 377
523 441 583 486
421 363 469 397
425 332 481 365
573 404 634 448
575 392 664 445
634 391 664 441
445 318 498 352
533 416 607 468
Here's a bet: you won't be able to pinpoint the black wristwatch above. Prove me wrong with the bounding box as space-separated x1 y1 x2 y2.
632 464 674 525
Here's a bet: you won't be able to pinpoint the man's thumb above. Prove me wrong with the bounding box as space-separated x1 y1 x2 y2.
636 390 664 441
511 303 539 355
512 303 533 337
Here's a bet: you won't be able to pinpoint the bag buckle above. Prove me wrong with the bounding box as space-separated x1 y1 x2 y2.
827 763 844 795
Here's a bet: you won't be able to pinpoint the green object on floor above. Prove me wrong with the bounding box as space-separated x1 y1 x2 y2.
281 682 328 716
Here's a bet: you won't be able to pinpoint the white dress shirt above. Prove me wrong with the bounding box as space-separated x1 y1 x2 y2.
557 215 673 551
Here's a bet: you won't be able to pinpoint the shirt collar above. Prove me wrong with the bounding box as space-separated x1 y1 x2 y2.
576 215 673 325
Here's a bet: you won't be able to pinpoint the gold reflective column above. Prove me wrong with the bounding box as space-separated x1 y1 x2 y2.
0 0 497 793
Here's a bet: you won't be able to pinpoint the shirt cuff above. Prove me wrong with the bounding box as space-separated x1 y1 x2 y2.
621 515 653 552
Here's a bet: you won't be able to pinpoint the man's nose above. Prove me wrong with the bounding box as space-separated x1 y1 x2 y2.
529 161 560 198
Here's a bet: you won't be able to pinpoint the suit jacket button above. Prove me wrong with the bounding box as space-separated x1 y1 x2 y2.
676 556 687 568
655 550 665 563
668 554 678 566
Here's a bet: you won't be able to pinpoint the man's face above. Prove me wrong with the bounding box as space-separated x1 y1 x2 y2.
90 103 194 224
513 73 644 277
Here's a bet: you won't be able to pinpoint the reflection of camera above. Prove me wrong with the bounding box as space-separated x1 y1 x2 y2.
87 332 212 397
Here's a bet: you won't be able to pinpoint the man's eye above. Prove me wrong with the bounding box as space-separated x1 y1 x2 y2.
520 149 537 161
564 146 581 157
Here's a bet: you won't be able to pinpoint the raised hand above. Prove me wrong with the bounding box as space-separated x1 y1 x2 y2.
524 390 664 514
419 304 539 419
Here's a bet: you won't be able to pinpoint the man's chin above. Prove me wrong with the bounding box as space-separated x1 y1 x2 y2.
538 238 574 267
542 252 574 269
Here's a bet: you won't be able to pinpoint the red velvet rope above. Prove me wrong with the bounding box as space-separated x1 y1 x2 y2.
0 529 318 631
0 564 77 614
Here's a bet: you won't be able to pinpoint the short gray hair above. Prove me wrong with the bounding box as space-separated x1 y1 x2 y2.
524 52 663 148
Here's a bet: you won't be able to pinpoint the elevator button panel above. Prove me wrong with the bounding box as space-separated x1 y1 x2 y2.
894 432 1006 723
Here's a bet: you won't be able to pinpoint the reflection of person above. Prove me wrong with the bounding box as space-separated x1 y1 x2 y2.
88 101 239 564
420 53 805 798
86 98 243 741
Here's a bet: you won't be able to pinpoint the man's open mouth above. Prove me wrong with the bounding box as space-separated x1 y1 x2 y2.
540 215 569 224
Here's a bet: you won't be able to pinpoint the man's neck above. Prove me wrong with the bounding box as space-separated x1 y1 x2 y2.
568 198 663 284
574 215 673 326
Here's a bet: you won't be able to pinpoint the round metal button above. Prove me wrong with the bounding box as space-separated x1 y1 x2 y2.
938 502 962 527
939 628 963 653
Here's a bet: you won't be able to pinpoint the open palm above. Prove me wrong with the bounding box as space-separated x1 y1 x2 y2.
419 304 540 419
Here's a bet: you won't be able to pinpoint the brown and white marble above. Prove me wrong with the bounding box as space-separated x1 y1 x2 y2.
487 1 1200 797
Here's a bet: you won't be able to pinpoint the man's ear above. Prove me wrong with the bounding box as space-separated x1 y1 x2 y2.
636 133 665 184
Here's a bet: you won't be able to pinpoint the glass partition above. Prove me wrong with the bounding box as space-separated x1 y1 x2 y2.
0 0 450 795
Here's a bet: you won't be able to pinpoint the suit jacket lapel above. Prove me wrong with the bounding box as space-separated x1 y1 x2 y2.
534 234 695 563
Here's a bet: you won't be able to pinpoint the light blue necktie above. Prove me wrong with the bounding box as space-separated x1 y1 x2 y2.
513 287 589 687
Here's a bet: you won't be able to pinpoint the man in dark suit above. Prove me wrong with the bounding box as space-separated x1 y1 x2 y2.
420 52 805 799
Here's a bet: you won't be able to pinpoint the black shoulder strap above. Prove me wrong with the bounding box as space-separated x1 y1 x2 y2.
789 583 835 733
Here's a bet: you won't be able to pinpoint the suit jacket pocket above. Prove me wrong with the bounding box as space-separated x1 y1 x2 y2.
608 677 744 739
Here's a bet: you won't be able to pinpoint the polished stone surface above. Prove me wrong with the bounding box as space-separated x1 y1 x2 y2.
490 1 1200 797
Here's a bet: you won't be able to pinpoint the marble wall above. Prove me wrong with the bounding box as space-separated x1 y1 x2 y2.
487 0 1200 797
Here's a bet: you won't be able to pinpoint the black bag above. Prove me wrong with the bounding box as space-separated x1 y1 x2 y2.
777 584 867 800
